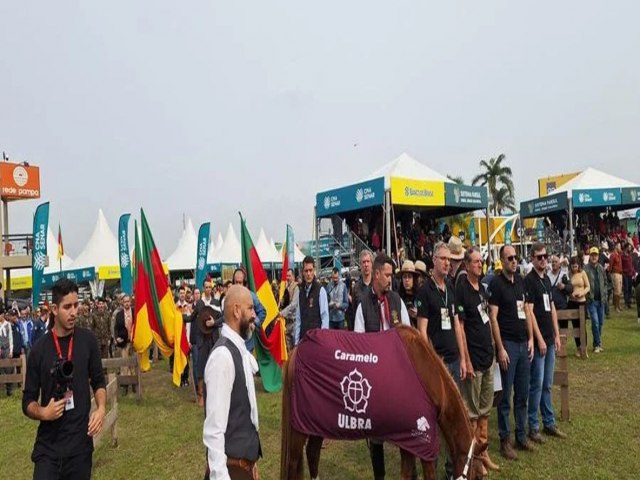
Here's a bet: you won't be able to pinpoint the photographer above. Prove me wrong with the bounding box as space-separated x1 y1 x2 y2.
22 279 106 479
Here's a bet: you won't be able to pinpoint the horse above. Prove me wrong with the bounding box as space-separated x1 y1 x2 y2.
280 326 486 480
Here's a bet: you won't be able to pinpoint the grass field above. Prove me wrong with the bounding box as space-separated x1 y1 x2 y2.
1 308 638 479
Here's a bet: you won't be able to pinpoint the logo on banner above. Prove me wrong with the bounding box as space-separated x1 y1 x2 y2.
632 190 637 202
578 193 585 203
453 187 460 203
120 252 130 268
527 203 534 214
197 257 205 270
33 251 47 270
324 196 331 210
13 166 29 187
355 188 364 203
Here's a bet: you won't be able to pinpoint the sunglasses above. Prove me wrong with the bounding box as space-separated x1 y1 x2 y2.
505 255 518 262
535 254 548 261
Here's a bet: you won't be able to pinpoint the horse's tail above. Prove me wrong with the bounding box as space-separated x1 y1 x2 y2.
280 350 294 479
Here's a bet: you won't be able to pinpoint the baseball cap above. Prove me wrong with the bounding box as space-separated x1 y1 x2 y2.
589 247 599 255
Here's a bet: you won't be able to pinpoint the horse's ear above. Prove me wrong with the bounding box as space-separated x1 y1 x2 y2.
473 440 488 455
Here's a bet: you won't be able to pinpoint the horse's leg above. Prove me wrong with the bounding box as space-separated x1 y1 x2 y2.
306 435 323 480
399 449 417 480
420 460 437 480
287 430 306 480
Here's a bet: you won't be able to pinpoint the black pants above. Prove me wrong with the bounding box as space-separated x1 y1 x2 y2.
33 452 92 480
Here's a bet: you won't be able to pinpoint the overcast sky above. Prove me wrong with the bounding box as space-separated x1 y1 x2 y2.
2 1 639 257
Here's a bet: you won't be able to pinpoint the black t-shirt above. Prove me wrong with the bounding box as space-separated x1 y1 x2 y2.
416 278 459 363
488 273 529 343
455 277 494 370
22 327 106 460
524 271 555 346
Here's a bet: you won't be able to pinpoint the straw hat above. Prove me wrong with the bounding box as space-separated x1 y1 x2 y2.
400 260 416 274
414 260 428 276
448 236 465 261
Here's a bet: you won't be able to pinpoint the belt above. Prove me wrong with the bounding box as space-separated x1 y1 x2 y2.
227 457 255 473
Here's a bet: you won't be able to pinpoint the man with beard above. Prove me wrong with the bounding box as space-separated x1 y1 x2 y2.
354 253 410 480
203 285 261 480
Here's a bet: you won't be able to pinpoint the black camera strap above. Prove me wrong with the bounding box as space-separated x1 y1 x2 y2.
52 330 73 361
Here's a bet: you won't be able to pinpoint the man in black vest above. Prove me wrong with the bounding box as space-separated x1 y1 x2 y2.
294 256 329 345
354 253 410 480
203 285 261 480
350 250 374 331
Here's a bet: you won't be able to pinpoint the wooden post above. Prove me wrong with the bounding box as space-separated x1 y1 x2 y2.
578 305 587 359
553 334 570 421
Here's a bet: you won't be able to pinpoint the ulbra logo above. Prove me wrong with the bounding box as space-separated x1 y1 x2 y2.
13 166 29 187
340 368 371 414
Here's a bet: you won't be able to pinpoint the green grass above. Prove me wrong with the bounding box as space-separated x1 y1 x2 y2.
1 308 639 479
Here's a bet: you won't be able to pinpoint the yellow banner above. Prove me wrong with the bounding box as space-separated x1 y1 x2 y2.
99 263 169 280
390 177 445 206
5 275 32 290
538 172 580 197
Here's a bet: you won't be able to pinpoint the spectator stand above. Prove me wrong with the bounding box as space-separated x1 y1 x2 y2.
314 153 488 269
520 168 640 256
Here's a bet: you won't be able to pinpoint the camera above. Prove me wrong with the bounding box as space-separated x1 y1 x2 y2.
50 358 74 400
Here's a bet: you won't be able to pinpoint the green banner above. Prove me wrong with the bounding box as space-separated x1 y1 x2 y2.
31 202 49 306
620 187 640 207
445 184 488 209
520 192 568 218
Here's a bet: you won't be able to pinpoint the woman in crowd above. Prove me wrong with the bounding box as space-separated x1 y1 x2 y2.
397 260 419 328
568 256 591 356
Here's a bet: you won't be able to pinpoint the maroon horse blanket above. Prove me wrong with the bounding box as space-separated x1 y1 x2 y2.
291 328 439 461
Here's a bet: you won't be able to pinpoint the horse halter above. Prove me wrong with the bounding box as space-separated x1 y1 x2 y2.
455 438 476 480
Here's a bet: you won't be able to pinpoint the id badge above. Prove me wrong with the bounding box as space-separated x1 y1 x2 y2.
441 308 452 330
517 300 526 320
478 304 490 324
64 390 75 412
543 293 551 312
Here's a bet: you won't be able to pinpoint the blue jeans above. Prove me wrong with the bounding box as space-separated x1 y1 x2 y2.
498 341 530 443
329 321 344 330
528 343 556 432
588 300 605 348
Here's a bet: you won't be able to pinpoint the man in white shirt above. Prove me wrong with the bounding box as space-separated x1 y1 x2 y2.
203 285 261 480
0 307 14 396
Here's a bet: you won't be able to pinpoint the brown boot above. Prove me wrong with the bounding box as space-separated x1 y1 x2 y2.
500 438 518 461
197 380 204 407
478 416 500 471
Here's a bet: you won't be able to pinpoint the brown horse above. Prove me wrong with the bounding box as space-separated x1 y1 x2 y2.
280 326 486 480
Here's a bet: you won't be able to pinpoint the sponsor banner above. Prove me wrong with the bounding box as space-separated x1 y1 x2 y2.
316 177 385 217
537 172 581 197
620 187 640 207
572 188 620 208
42 267 96 288
98 265 121 280
520 191 568 218
287 224 295 266
0 162 41 200
195 223 211 289
300 238 334 258
390 177 445 207
31 202 49 306
445 184 487 209
291 328 439 461
118 214 132 294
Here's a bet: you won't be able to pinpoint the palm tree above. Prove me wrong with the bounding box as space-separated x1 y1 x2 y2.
471 154 515 216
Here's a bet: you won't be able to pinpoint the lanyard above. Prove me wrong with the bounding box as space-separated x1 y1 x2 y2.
52 331 73 361
432 278 448 308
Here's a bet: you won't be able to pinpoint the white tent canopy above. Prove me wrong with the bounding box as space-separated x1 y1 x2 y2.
9 226 75 280
361 152 454 189
255 229 280 263
553 167 637 196
166 218 197 271
215 223 241 264
71 209 119 269
207 233 224 263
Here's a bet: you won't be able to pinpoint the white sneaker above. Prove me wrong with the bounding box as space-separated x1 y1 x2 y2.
594 347 602 353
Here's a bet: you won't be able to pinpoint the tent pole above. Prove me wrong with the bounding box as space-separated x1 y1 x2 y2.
314 207 320 269
385 190 392 257
568 198 575 256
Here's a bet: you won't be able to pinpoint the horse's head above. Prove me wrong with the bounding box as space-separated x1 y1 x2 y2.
452 439 488 480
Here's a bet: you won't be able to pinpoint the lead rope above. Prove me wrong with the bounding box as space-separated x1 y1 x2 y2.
455 438 476 480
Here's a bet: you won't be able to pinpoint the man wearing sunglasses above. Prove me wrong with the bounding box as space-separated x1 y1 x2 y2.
488 245 534 460
524 243 567 445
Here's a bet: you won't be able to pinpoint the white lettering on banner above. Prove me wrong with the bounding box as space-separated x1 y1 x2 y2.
323 195 341 210
338 413 372 430
334 350 379 364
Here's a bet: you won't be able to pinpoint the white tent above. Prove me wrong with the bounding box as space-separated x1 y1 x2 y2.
207 233 224 264
166 218 197 271
71 209 119 269
270 238 283 263
255 229 280 263
277 242 305 264
361 152 454 189
553 167 637 196
215 223 241 264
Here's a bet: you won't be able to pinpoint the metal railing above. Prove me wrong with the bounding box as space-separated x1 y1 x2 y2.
349 231 374 269
2 234 33 256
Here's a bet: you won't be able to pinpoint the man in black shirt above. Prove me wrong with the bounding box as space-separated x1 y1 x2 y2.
524 243 567 445
489 245 534 460
22 279 106 480
456 246 499 475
